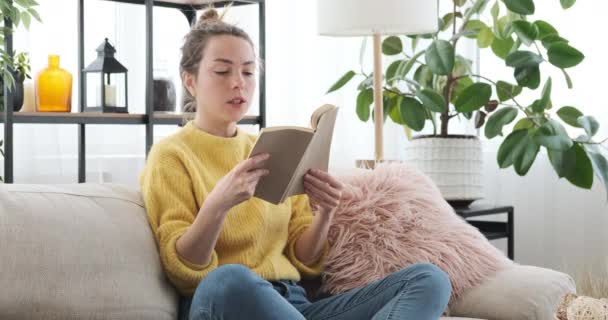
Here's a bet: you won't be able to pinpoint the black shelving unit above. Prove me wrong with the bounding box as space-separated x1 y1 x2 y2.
1 0 266 183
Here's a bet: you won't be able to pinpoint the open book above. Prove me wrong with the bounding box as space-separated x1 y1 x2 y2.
247 104 339 205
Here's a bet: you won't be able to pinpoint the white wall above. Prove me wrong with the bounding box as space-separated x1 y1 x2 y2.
1 0 607 275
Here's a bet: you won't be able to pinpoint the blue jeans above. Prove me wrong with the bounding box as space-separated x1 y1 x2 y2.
179 263 451 320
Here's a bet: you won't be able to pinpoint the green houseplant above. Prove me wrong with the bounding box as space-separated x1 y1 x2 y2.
328 0 608 200
0 0 41 182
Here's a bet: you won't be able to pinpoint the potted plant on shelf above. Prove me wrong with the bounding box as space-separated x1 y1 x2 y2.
327 0 608 206
0 0 40 112
0 0 40 182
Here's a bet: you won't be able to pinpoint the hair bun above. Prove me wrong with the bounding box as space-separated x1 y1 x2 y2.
196 9 221 28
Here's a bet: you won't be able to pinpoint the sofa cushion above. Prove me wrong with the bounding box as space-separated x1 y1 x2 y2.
447 264 576 320
0 183 178 320
322 163 512 303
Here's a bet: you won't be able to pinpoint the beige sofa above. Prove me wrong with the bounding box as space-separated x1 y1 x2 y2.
0 183 575 320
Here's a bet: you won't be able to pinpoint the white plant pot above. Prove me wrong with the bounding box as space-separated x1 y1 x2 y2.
403 135 484 205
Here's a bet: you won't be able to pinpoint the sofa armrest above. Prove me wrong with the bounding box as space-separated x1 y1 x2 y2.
448 264 576 320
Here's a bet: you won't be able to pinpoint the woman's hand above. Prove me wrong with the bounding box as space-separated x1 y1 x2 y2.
303 168 345 217
204 153 270 215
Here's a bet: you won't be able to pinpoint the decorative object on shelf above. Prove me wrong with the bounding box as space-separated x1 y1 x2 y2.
83 38 128 113
317 0 438 165
0 52 33 112
36 54 73 112
21 81 36 112
327 0 608 203
153 58 176 112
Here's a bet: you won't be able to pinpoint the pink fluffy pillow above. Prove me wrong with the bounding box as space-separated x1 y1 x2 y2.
323 162 512 302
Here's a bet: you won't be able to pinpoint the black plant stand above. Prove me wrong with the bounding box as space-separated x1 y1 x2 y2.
453 204 514 260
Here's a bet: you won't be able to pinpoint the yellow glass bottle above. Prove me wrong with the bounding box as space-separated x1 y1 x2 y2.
36 54 72 112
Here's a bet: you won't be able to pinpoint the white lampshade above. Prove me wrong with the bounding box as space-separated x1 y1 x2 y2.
317 0 438 36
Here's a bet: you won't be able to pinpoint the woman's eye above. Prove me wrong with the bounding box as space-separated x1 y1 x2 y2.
215 71 229 75
243 72 254 77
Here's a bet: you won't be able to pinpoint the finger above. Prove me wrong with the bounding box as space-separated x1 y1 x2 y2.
304 180 340 206
306 187 340 208
304 173 341 199
308 169 344 189
239 153 270 173
246 168 270 183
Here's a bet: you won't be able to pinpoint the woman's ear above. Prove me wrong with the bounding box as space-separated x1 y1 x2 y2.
182 72 196 97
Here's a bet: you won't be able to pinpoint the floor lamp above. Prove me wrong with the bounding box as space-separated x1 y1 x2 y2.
317 0 438 163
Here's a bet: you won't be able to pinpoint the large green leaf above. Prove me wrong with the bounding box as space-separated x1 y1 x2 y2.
464 19 489 39
513 117 534 131
502 0 535 15
388 96 405 124
382 36 403 55
413 65 434 89
327 70 355 94
557 106 583 128
496 15 516 40
491 36 515 60
514 132 540 175
496 80 522 102
485 107 519 138
477 27 495 48
454 83 493 113
534 119 573 151
425 40 455 75
548 145 577 178
416 89 446 113
541 34 569 50
564 143 594 189
385 60 404 86
356 88 373 122
453 55 473 77
451 77 474 104
400 97 426 131
584 144 608 200
538 77 552 110
512 20 538 46
506 50 543 68
534 20 558 39
577 116 600 137
547 42 585 68
560 0 576 9
497 129 528 168
514 66 540 89
395 51 425 81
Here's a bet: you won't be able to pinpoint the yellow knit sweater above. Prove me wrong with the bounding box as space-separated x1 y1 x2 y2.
140 121 327 296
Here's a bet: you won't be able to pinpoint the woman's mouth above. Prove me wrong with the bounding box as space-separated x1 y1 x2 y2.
227 97 246 107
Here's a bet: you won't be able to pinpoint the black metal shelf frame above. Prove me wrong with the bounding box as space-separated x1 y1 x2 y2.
2 0 266 183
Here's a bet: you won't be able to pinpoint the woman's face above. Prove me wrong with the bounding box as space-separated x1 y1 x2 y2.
188 35 256 123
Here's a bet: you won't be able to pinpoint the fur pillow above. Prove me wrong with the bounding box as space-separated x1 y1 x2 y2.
322 162 512 303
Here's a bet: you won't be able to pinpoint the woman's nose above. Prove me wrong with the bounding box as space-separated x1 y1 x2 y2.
231 73 246 89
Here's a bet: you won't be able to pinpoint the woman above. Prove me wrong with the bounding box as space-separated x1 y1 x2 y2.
140 8 451 320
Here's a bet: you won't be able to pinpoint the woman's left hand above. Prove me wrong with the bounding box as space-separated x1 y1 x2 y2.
303 168 344 217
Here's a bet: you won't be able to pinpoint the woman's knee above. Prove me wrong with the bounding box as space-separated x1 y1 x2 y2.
401 263 452 299
194 264 263 303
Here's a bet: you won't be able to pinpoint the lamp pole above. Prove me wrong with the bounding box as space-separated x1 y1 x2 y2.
373 33 384 162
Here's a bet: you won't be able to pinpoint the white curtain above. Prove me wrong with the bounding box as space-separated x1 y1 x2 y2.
2 0 607 275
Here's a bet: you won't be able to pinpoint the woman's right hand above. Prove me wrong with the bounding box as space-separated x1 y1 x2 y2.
203 153 270 215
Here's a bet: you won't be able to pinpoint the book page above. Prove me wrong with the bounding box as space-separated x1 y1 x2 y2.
248 128 314 205
283 106 339 199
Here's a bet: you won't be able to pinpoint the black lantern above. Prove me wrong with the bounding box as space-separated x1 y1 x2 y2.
83 38 128 113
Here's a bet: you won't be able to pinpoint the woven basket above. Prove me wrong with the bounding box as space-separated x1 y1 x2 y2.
403 135 483 202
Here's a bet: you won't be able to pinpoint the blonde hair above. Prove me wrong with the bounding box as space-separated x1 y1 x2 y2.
180 7 255 113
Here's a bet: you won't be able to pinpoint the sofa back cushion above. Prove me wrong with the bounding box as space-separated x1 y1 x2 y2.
0 183 178 320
